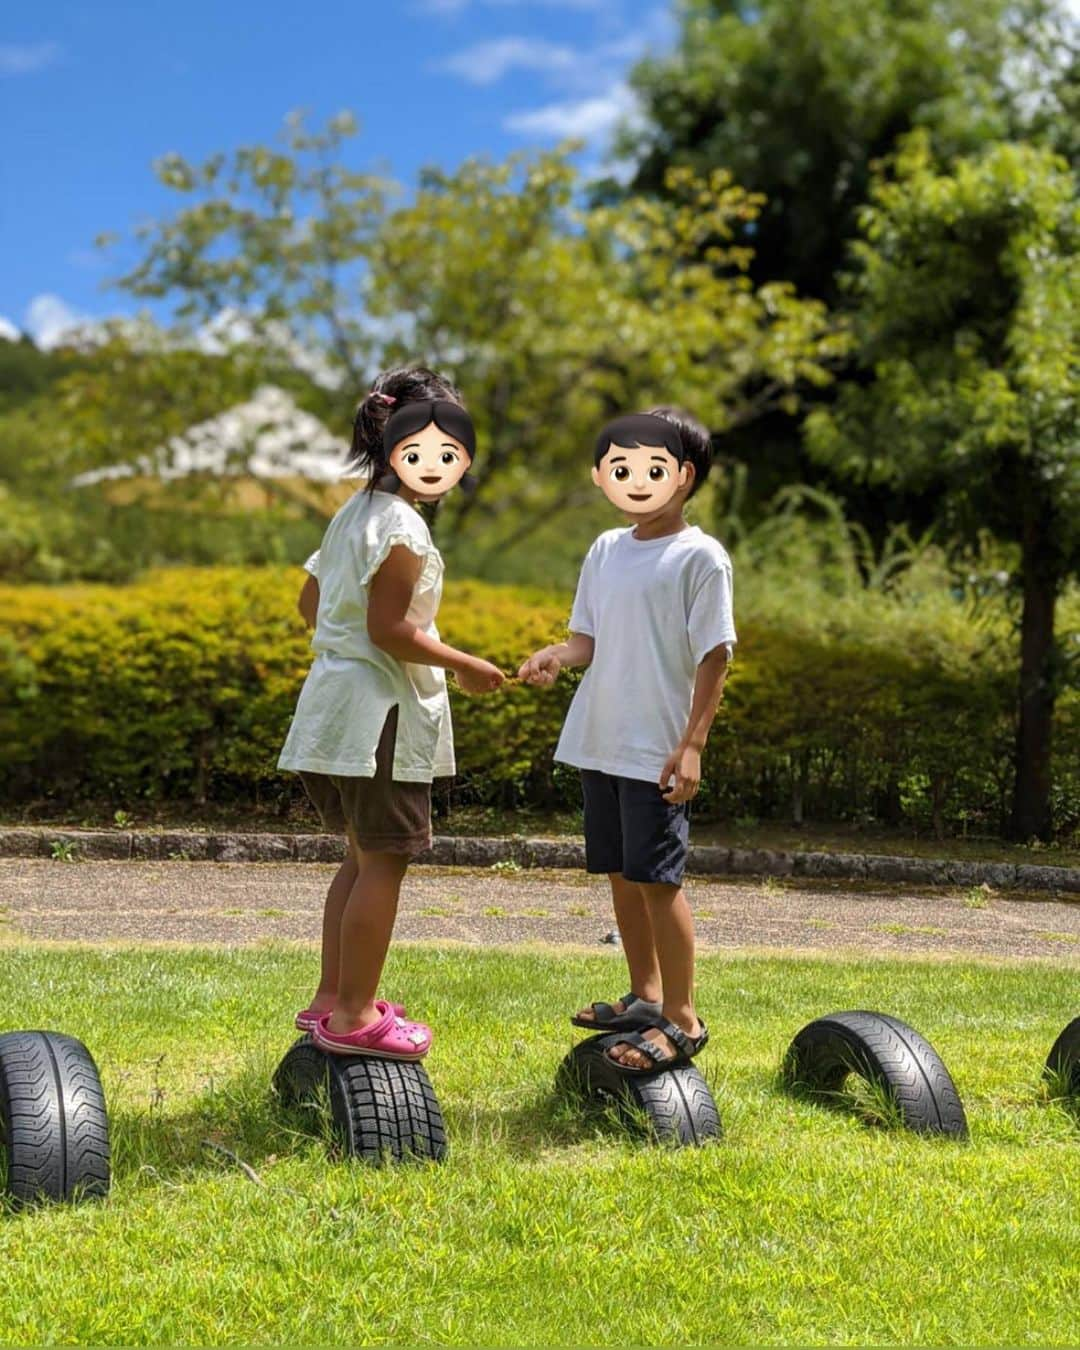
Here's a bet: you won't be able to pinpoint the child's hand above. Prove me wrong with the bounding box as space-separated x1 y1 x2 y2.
660 744 701 803
517 646 561 686
455 657 506 695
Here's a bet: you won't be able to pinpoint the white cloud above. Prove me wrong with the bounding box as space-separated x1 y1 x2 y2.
439 5 673 148
0 41 61 76
438 36 580 85
504 82 637 138
24 293 95 349
0 316 21 341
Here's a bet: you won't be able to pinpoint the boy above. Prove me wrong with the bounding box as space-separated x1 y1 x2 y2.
518 408 736 1073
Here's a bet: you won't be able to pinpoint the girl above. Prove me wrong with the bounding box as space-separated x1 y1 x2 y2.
279 366 504 1059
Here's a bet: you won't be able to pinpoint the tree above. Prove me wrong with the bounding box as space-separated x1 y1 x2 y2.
111 119 848 547
110 111 391 388
0 335 89 414
617 0 1079 303
805 135 1079 840
366 155 848 551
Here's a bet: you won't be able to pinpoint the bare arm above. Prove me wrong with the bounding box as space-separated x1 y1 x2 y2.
517 632 595 686
367 545 504 693
298 574 319 629
661 645 730 803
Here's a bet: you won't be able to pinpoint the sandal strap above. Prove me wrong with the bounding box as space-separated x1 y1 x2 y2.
624 993 661 1011
637 1014 709 1058
654 1016 693 1056
608 1031 669 1065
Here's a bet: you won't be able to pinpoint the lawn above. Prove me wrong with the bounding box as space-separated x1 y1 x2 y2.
0 941 1077 1346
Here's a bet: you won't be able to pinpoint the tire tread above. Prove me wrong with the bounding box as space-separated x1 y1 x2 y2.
783 1010 968 1137
0 1031 110 1205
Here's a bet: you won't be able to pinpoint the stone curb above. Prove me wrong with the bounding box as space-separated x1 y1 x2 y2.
1 827 1077 894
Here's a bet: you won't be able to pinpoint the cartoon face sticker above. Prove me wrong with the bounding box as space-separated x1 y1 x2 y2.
389 421 471 501
382 400 476 503
591 414 690 515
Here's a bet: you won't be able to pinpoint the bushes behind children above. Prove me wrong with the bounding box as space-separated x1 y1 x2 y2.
1 567 1076 839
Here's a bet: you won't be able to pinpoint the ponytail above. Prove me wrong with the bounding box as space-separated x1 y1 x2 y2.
349 366 465 492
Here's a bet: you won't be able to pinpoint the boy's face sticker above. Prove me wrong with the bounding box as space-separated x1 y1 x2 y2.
389 421 471 501
592 441 690 514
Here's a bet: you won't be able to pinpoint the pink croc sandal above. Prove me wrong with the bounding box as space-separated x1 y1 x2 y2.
296 1000 405 1033
312 1002 433 1061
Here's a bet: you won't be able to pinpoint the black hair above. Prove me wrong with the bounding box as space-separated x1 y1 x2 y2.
348 366 469 494
381 400 476 463
594 407 713 499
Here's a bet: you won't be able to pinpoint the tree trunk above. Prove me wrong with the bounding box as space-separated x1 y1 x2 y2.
1010 501 1059 841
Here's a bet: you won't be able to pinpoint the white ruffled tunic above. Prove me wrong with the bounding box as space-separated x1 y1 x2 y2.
277 490 455 782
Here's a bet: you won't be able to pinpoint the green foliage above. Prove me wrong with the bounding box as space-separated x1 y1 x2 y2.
1 565 1076 837
808 136 1078 557
0 481 322 585
0 334 88 413
108 122 847 542
805 134 1079 838
372 154 847 548
0 331 347 584
619 0 1078 300
112 112 386 387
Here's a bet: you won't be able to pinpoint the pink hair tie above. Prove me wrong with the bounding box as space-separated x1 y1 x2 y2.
371 391 396 406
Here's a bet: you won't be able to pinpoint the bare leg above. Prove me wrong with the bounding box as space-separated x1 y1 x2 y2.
607 880 701 1067
326 837 410 1035
308 854 358 1013
577 872 662 1021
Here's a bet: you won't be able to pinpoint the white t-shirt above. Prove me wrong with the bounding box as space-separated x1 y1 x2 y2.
277 490 454 782
554 525 736 783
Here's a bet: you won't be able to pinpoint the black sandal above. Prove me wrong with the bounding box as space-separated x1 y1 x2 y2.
603 1015 709 1076
571 992 662 1032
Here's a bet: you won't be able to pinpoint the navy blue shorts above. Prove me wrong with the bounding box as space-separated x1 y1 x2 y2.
580 769 690 886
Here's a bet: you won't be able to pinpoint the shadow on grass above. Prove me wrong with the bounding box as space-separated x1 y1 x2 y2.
1040 1067 1080 1131
776 1060 910 1134
105 1052 331 1189
106 1055 640 1192
441 1085 649 1155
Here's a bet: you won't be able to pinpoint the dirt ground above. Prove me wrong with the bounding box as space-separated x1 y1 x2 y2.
2 859 1078 962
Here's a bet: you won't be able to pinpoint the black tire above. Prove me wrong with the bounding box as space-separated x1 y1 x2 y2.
1044 1016 1080 1095
0 1031 110 1207
272 1035 329 1108
782 1010 968 1138
555 1034 722 1147
272 1037 447 1163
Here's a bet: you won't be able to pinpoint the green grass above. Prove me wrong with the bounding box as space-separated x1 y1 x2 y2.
0 942 1077 1345
873 923 951 938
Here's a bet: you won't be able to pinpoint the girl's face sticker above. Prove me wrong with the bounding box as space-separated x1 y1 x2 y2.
591 441 689 514
389 421 471 501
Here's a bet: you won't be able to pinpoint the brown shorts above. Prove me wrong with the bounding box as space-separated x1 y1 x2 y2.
299 706 432 856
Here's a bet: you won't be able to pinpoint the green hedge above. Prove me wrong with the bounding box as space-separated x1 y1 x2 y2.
1 567 1076 837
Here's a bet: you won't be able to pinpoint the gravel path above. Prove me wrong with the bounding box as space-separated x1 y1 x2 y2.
1 859 1078 962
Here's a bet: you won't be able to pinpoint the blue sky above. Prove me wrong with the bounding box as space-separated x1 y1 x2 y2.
0 0 675 346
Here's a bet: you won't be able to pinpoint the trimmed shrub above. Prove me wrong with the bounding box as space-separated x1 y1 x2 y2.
0 566 1076 837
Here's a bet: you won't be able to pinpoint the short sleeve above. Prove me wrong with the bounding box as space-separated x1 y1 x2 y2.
687 562 737 665
357 499 441 591
303 551 320 579
568 547 596 636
